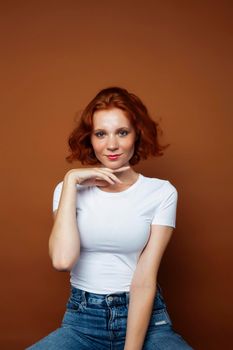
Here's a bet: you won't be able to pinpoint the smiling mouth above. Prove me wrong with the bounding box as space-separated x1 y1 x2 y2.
106 154 122 160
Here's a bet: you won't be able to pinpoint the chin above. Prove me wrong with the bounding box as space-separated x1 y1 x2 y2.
101 159 129 169
104 163 122 169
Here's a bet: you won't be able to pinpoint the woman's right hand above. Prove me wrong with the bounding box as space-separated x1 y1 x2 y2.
64 166 130 187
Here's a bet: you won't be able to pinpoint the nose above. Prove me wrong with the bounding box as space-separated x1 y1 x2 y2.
106 134 119 151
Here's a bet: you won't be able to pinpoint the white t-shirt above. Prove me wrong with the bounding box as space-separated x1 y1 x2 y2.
52 174 178 294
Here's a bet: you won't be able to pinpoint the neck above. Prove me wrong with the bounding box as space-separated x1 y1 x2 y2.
116 167 137 182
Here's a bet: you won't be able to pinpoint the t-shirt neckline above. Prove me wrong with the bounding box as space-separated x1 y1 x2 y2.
94 173 143 197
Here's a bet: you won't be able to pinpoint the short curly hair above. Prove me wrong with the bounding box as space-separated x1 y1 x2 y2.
66 87 170 165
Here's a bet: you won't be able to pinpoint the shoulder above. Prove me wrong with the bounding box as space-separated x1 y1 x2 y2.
140 174 178 194
53 180 63 192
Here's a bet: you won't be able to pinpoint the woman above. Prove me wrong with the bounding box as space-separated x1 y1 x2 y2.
27 87 194 349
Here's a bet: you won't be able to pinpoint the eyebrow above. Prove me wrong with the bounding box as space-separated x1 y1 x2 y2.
93 127 131 132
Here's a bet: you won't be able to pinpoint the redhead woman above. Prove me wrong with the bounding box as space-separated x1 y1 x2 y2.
26 87 194 349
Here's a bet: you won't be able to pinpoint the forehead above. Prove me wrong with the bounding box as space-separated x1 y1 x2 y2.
92 108 132 128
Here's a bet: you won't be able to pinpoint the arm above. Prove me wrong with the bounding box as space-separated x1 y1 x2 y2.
49 166 129 271
49 172 80 271
124 224 174 350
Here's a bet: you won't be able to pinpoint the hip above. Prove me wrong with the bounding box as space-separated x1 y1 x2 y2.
61 283 173 338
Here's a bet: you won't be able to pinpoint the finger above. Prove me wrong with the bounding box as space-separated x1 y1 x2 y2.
96 173 115 185
107 173 122 184
96 169 123 183
113 166 130 173
95 180 111 187
98 165 130 174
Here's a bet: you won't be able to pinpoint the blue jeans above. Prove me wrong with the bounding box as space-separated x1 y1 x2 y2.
26 284 194 349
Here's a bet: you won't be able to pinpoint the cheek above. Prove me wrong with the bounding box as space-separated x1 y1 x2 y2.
125 137 136 152
91 139 103 154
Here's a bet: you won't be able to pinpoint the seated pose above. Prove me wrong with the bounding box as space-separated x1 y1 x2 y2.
27 87 194 349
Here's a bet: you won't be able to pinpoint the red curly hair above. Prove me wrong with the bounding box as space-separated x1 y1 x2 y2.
66 87 170 165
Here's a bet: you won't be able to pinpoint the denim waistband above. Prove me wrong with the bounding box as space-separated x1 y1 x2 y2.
70 283 163 308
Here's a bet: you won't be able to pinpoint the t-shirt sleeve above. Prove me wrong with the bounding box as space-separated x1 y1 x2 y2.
52 181 64 212
151 181 178 228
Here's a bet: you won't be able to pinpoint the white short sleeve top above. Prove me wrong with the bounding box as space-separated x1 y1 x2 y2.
52 174 178 293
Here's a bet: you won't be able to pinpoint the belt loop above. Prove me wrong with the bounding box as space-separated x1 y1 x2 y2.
126 292 130 305
81 290 87 306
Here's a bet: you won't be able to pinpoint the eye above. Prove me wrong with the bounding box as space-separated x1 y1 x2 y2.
118 129 129 136
94 131 105 138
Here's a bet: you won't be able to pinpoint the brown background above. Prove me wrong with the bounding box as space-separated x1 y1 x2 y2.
1 1 232 349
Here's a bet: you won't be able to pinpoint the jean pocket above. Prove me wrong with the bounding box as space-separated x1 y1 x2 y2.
149 308 173 330
66 295 82 313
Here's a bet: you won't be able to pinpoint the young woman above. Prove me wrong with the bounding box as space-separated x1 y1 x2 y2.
27 87 194 349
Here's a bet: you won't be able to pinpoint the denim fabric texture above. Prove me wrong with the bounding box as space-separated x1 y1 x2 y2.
26 283 193 349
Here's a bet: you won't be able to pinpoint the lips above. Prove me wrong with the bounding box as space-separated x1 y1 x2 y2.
106 154 122 160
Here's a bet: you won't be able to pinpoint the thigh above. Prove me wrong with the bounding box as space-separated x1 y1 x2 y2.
143 308 194 350
25 326 95 350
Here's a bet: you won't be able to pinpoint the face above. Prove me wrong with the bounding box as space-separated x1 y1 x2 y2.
90 108 136 169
